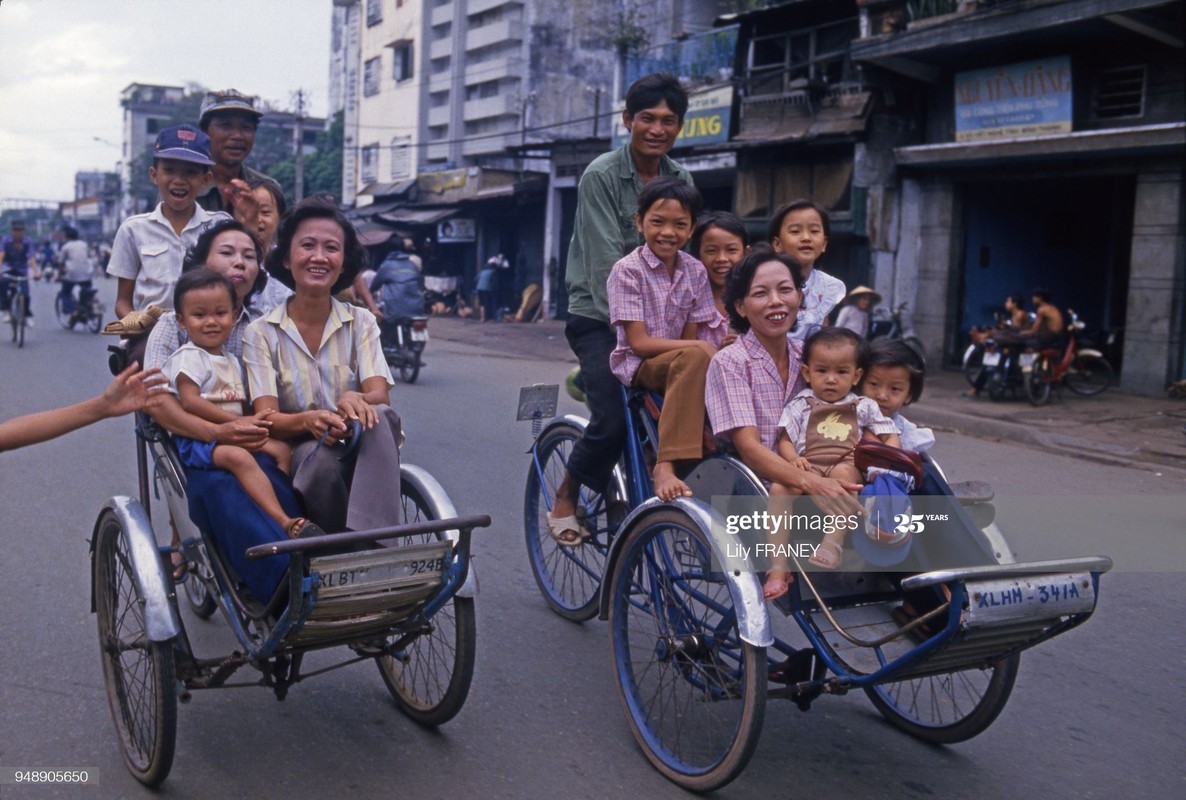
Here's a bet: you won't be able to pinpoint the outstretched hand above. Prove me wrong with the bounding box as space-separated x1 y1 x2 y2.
100 362 169 418
222 178 259 228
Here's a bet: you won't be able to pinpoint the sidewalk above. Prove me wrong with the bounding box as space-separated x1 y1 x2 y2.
430 316 1186 475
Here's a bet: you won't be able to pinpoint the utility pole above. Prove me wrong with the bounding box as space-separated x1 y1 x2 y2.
293 89 307 202
587 86 605 138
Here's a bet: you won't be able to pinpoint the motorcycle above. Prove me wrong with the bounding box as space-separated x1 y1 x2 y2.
381 315 429 384
869 302 925 362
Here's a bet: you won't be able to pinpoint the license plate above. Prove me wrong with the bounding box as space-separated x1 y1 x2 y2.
964 573 1095 626
981 351 1001 367
411 329 428 342
1020 352 1036 369
316 555 445 590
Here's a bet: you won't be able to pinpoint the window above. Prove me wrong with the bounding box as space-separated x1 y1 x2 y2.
391 41 414 82
361 143 379 183
1093 65 1146 120
366 0 382 27
146 118 163 135
390 136 412 179
364 57 381 97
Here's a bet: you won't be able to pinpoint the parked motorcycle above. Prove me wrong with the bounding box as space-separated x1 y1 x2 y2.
381 316 429 384
976 335 1038 400
869 302 925 362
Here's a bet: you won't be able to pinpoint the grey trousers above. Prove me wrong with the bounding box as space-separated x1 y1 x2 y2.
291 404 403 533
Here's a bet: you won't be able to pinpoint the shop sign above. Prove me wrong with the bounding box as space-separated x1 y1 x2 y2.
437 218 475 243
612 83 734 149
955 56 1072 142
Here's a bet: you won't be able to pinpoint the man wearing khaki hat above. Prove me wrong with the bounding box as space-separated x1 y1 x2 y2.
835 285 882 338
196 88 285 220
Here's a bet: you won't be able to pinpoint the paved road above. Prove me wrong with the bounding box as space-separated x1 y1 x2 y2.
0 287 1179 798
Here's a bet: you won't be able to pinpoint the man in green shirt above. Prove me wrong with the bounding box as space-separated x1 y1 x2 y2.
548 73 692 545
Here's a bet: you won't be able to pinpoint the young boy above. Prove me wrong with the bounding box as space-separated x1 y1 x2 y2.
764 327 901 598
162 269 319 540
606 176 716 502
107 125 230 319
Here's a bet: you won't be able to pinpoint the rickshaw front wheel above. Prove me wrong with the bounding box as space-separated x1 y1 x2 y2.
93 510 177 787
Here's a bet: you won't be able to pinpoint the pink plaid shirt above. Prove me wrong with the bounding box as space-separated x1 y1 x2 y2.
608 245 716 384
698 307 731 349
705 330 806 451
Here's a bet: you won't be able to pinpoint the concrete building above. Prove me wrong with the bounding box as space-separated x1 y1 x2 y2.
851 0 1185 394
119 83 185 217
63 171 121 242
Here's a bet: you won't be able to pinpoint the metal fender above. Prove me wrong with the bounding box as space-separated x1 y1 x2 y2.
599 496 773 648
1077 348 1105 359
90 496 181 643
400 463 478 598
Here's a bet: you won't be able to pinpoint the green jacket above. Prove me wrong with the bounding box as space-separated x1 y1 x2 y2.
564 145 692 323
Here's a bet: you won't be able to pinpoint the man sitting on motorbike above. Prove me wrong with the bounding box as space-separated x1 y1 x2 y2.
1018 287 1065 348
370 240 424 345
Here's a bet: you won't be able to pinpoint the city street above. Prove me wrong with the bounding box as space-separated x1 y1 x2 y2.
0 280 1181 799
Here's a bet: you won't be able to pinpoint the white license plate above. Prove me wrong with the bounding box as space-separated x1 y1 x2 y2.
981 351 1001 367
411 329 429 342
964 573 1095 626
1019 352 1036 369
316 554 446 590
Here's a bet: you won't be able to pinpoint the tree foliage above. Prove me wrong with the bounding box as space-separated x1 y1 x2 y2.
264 111 344 203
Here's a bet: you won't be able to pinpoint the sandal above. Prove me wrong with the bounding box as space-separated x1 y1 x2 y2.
286 518 327 540
170 550 188 583
808 539 844 570
762 569 793 601
545 512 590 548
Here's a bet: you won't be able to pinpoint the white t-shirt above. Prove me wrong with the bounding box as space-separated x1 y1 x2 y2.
162 342 248 414
58 240 93 282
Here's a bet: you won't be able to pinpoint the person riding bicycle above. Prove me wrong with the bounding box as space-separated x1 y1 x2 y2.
1 219 41 324
57 226 96 326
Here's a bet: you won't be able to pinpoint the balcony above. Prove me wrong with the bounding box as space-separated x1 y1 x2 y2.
429 72 453 93
466 19 521 52
462 130 516 157
430 37 453 61
428 105 452 127
468 0 521 16
427 141 452 161
430 2 453 27
463 93 518 122
464 55 522 85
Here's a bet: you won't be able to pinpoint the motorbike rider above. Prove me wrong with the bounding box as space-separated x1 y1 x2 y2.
370 239 424 346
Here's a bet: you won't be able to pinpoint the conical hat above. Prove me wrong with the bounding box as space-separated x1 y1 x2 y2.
846 285 882 304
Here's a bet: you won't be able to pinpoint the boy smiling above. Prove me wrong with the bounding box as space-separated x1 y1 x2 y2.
107 125 229 318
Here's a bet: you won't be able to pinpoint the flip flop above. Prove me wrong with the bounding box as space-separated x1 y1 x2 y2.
808 540 844 570
545 512 590 548
287 518 327 540
170 550 188 583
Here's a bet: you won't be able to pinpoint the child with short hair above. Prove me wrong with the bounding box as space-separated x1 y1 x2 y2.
862 339 934 453
768 200 845 340
606 176 717 502
107 125 230 319
163 269 319 540
690 211 749 349
764 327 901 598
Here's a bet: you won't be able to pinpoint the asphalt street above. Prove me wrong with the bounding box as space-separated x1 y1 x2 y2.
0 283 1181 799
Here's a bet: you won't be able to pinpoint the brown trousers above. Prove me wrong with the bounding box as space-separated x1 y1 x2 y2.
633 345 711 464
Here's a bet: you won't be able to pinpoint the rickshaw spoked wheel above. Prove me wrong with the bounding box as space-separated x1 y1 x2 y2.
375 480 476 726
93 510 177 787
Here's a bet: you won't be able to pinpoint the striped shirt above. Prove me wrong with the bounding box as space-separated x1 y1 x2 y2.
243 298 393 412
607 245 716 385
705 330 806 451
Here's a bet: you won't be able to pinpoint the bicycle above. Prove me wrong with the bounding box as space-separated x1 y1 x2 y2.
54 283 103 334
2 272 31 347
1024 310 1114 406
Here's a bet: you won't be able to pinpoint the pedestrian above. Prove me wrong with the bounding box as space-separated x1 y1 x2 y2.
547 72 693 544
835 285 882 338
477 256 500 322
0 219 40 324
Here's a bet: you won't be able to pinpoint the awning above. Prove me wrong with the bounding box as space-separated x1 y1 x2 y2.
378 206 458 226
356 178 417 200
732 90 873 144
353 218 399 247
894 122 1186 169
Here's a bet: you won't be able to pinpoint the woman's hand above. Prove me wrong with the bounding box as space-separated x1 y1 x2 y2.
213 409 274 451
302 408 350 443
336 390 378 429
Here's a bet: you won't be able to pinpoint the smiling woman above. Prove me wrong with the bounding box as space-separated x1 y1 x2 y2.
243 195 403 535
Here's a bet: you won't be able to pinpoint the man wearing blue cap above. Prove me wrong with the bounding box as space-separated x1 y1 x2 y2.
107 124 230 319
195 89 284 219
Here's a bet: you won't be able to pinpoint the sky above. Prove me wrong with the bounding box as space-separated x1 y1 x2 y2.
0 0 333 203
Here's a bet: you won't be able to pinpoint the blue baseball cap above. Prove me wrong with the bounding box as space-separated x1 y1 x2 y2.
853 474 914 567
153 124 214 166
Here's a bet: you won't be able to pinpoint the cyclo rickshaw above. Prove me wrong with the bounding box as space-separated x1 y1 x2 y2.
92 349 488 787
520 382 1111 792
